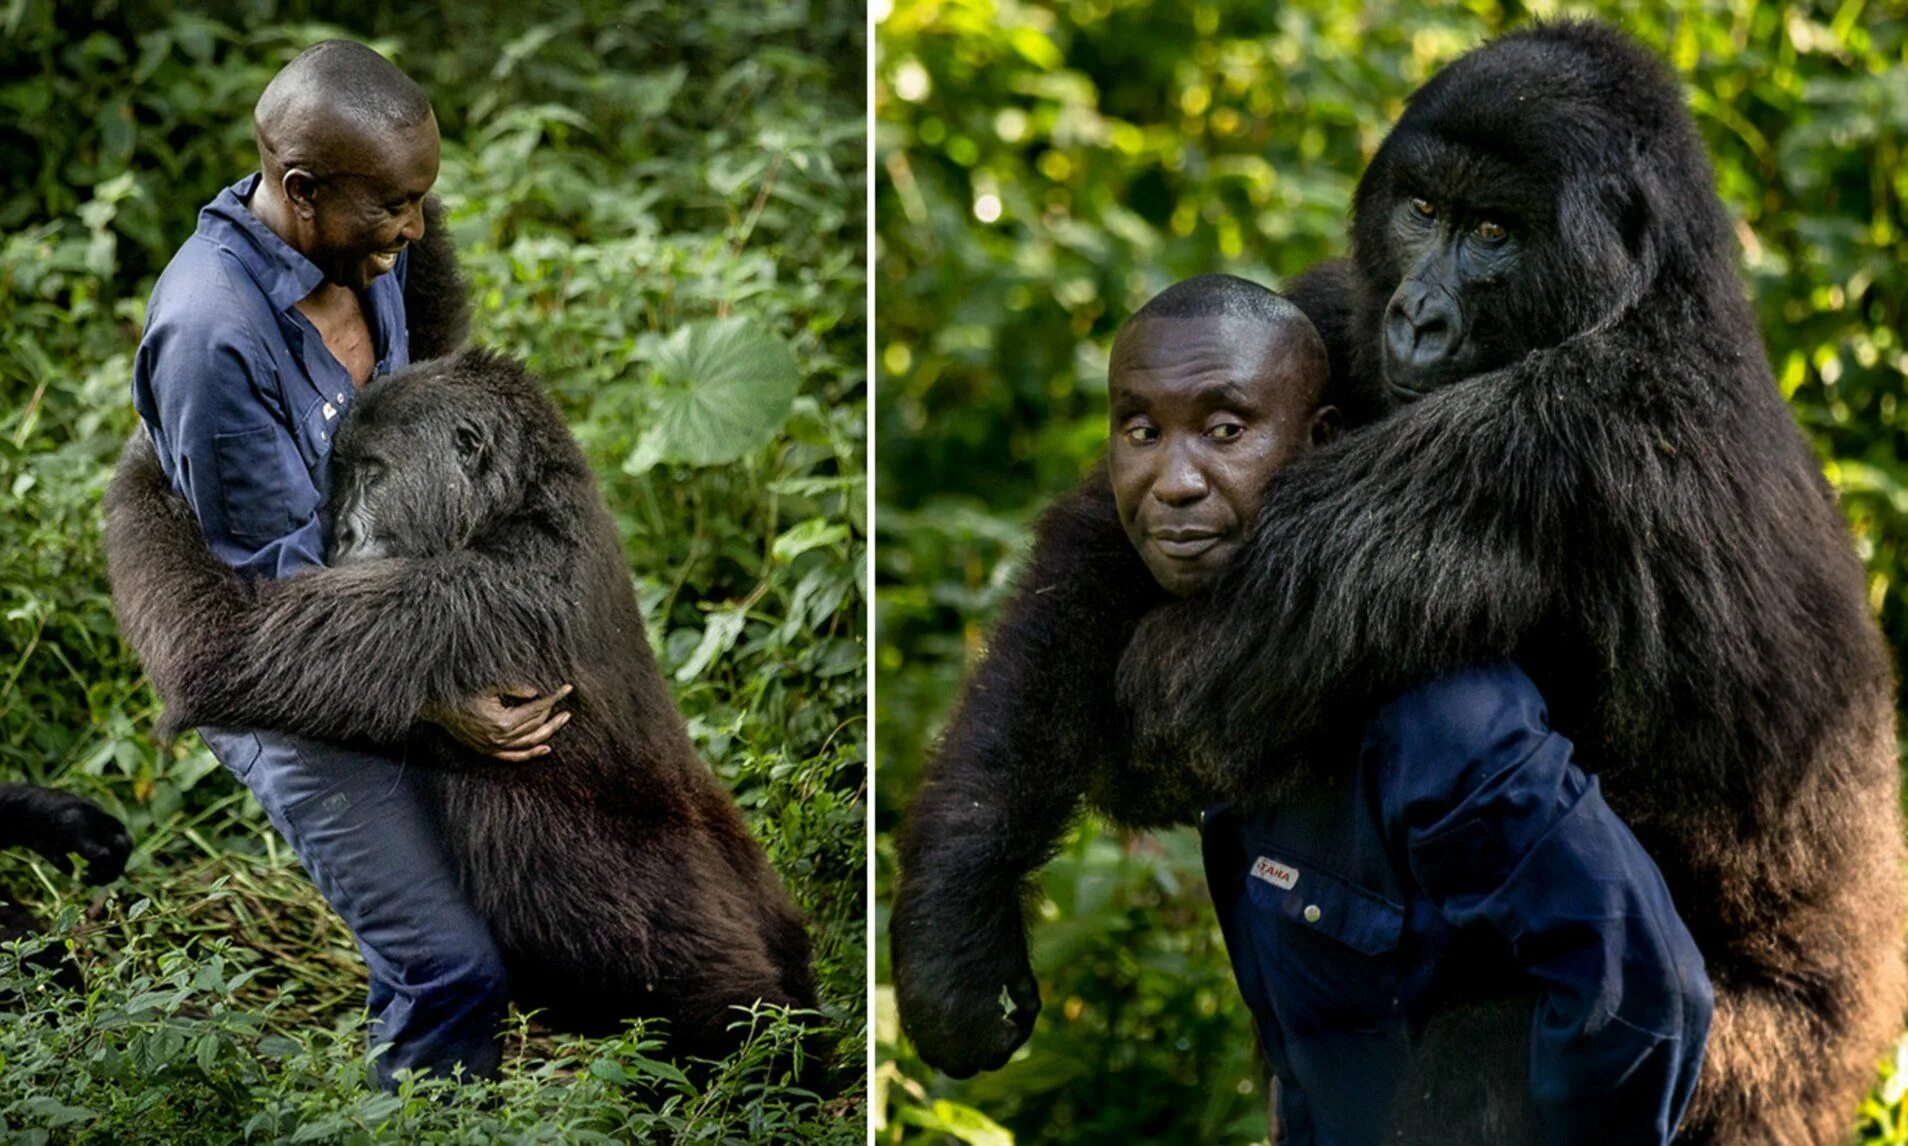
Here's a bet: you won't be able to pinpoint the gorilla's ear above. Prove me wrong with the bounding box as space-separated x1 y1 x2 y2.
454 423 489 474
1600 134 1665 272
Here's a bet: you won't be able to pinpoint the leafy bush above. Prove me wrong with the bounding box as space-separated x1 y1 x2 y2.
0 0 866 1140
874 1 1908 1142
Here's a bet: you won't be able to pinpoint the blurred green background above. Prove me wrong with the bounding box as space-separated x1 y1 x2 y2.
874 1 1908 1142
0 1 864 1140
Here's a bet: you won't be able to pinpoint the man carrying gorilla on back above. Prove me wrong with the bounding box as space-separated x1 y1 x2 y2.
900 274 1714 1143
894 21 1905 1145
127 41 570 1086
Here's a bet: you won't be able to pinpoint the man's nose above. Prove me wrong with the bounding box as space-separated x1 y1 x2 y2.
1151 443 1208 505
399 201 427 244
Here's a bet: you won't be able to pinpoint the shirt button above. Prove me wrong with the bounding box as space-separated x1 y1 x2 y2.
336 393 345 402
320 432 328 442
1303 904 1321 924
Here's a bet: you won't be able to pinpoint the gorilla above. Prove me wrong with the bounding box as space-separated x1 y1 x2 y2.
0 785 131 986
893 21 1904 1144
103 346 819 1065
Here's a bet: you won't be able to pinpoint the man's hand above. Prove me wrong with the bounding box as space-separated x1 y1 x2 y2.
422 684 574 762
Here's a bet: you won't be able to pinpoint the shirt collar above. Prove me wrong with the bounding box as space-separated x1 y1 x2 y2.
197 173 326 313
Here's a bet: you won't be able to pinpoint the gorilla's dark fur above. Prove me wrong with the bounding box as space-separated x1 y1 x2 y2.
0 785 131 986
895 22 1905 1142
102 206 817 1063
400 195 469 364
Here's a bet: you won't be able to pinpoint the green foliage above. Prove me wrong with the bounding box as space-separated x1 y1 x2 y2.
874 1 1908 1142
0 0 865 1139
0 896 836 1144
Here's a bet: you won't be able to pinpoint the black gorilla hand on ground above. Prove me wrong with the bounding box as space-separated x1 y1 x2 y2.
0 785 131 992
0 784 132 887
104 350 820 1068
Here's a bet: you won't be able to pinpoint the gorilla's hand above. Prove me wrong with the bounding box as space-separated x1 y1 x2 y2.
893 916 1040 1078
2 787 132 884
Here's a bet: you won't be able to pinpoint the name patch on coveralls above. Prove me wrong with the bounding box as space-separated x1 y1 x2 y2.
1250 856 1299 889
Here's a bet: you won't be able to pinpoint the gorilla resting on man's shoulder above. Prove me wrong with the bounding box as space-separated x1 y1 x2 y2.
104 347 818 1064
895 21 1904 1144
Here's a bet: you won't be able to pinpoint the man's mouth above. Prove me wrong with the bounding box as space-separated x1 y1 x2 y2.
367 247 403 275
1149 527 1225 560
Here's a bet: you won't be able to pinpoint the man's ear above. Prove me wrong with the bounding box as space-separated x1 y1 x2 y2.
1310 405 1342 447
282 167 319 220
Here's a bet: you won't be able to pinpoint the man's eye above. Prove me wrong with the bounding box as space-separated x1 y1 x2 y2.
1209 423 1244 441
1124 425 1158 445
1409 197 1437 220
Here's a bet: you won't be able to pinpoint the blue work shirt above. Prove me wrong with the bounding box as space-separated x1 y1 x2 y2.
132 173 411 579
1203 662 1711 1145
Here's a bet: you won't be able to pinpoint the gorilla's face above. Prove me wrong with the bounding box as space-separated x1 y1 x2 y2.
1353 37 1656 403
1376 188 1526 399
324 363 519 565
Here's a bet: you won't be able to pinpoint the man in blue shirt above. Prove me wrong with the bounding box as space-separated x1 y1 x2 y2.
129 41 568 1087
1108 275 1712 1142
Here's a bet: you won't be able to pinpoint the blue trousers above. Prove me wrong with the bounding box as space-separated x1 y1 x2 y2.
201 727 507 1088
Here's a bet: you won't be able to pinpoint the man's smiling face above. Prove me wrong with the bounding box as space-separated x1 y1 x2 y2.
1108 312 1333 597
302 113 439 291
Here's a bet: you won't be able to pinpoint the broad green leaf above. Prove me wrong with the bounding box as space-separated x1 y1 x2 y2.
625 317 802 474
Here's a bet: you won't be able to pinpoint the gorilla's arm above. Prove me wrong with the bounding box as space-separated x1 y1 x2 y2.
1116 333 1635 802
891 470 1166 1077
402 194 471 363
103 433 575 746
0 786 132 884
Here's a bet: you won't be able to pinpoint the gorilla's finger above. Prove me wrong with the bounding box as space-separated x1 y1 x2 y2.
485 743 555 763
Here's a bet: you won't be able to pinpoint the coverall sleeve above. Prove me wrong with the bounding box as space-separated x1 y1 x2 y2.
138 320 326 579
1375 663 1713 1146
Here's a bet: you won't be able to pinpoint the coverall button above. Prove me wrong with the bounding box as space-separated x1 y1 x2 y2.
1303 904 1321 924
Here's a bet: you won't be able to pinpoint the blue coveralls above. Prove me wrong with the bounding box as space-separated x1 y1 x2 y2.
132 174 507 1086
1202 662 1711 1145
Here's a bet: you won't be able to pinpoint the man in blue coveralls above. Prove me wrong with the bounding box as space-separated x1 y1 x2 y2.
1106 274 1712 1143
130 41 570 1087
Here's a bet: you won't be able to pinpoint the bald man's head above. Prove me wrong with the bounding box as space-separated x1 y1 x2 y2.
1108 274 1339 596
250 41 439 290
254 41 433 178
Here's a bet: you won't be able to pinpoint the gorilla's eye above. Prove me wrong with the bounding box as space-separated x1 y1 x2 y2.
1473 219 1508 243
1408 197 1437 220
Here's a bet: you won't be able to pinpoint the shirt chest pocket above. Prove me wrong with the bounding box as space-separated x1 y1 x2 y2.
211 423 321 547
1242 854 1406 1037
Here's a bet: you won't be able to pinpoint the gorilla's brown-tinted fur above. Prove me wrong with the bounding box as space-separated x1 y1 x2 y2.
896 22 1904 1143
104 346 817 1064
